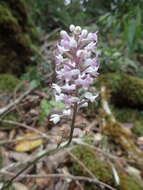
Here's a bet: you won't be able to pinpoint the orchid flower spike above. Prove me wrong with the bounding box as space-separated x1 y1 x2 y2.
50 24 100 123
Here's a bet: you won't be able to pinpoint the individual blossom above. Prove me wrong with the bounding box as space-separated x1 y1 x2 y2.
50 25 100 144
50 114 61 124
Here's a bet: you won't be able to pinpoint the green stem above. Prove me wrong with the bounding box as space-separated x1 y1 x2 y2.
1 145 67 190
66 103 78 146
2 103 78 190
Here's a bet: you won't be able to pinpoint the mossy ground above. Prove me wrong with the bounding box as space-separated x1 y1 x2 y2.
0 113 19 129
0 74 20 93
98 73 143 108
70 146 143 190
119 173 143 190
71 146 114 189
112 106 143 136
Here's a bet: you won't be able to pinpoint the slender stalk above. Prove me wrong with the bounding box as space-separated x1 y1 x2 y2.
2 104 77 189
66 102 78 146
1 145 67 190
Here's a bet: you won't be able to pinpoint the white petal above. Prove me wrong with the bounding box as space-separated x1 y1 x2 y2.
62 84 76 91
55 93 65 102
52 84 61 94
70 97 79 103
85 66 98 75
63 109 71 116
69 38 77 48
84 92 98 102
70 69 80 76
50 114 61 124
80 102 88 108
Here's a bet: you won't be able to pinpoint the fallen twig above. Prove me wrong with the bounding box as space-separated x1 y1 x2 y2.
0 119 49 139
0 87 35 116
0 172 116 190
1 136 119 190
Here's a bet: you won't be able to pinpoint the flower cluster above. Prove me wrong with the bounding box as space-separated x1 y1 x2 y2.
50 25 100 124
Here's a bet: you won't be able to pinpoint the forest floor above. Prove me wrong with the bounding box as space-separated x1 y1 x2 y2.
0 32 143 190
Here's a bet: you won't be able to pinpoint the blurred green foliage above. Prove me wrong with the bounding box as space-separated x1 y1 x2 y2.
27 0 143 77
39 98 65 124
98 0 143 53
29 0 113 31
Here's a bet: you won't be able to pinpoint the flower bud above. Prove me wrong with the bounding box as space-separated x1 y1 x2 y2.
76 50 84 57
55 136 62 144
76 50 88 59
60 30 69 40
87 32 92 41
69 24 75 32
74 26 81 34
81 29 88 38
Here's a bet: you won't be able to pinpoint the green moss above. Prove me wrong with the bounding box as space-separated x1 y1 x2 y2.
71 146 143 190
71 146 113 184
0 113 19 129
98 73 143 108
0 4 20 34
132 121 143 136
1 0 28 27
0 74 20 92
119 173 143 190
15 34 33 52
0 1 37 75
112 106 143 136
112 106 143 123
30 27 40 42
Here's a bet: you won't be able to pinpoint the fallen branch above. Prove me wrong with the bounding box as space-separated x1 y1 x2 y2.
0 119 49 139
1 143 71 190
0 172 116 190
1 137 119 190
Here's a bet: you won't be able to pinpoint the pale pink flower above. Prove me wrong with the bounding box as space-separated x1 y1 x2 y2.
62 83 76 91
69 38 77 48
50 25 100 123
55 94 65 102
85 42 96 51
60 30 70 41
55 54 64 65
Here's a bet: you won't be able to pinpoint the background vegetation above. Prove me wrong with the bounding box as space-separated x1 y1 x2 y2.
0 0 143 190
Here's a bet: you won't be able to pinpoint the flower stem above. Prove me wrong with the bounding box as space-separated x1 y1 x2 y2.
66 102 78 146
1 145 67 190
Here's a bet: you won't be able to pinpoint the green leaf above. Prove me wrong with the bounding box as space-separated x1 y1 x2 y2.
39 99 51 123
41 99 51 115
30 80 40 88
